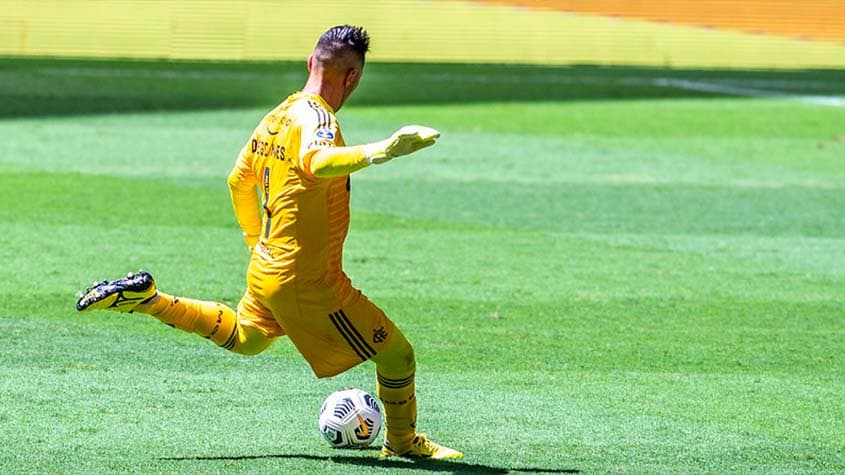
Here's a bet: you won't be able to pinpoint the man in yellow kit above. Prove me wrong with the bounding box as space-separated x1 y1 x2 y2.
76 25 462 460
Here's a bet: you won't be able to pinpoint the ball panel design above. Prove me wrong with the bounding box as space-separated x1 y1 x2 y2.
318 388 382 448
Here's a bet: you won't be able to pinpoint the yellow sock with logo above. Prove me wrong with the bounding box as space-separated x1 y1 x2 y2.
377 370 417 450
137 293 240 350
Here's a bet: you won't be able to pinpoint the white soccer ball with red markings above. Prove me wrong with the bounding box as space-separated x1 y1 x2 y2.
318 388 382 448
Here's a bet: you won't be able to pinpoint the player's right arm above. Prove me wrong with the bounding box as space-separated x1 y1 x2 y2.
227 144 262 249
306 126 441 179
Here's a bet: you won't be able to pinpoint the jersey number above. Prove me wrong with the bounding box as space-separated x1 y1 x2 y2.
262 166 271 238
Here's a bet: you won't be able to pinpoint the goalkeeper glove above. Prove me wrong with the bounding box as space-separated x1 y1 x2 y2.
363 125 440 165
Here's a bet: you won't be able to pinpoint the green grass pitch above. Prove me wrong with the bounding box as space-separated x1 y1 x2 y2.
0 58 844 473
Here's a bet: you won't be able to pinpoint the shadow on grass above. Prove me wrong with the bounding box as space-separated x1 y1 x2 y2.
2 57 844 118
159 451 580 474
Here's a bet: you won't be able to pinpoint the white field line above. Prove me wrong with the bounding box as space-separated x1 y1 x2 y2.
652 78 845 107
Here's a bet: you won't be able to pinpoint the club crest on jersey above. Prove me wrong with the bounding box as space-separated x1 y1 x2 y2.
316 128 335 140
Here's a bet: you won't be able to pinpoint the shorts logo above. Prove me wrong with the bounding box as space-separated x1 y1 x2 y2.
315 128 335 140
373 326 388 344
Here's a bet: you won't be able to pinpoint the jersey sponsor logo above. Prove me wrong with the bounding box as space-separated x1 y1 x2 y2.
307 140 333 150
315 128 335 140
264 114 291 135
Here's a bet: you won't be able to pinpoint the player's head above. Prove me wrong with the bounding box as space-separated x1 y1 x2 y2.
314 25 370 66
308 25 370 109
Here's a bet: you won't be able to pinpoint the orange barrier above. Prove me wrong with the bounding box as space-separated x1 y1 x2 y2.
468 0 845 43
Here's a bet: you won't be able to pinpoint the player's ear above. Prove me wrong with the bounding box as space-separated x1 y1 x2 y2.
344 67 360 88
307 54 314 73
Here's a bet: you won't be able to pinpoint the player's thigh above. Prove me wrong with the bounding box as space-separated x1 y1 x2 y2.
233 287 283 355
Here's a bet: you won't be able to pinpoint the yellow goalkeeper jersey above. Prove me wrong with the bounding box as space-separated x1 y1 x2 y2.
228 92 352 294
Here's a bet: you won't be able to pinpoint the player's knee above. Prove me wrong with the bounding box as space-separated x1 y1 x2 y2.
374 329 415 373
390 329 414 357
230 341 270 356
397 339 415 369
229 326 276 356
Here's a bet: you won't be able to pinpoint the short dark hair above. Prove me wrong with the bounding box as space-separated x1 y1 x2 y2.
315 25 370 64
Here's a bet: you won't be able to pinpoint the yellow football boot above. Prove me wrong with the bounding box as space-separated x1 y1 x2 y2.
380 434 463 460
76 271 157 313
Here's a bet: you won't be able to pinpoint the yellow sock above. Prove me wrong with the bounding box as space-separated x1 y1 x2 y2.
138 293 239 350
377 370 417 450
371 329 418 450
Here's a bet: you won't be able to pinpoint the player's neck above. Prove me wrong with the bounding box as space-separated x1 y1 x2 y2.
302 76 342 112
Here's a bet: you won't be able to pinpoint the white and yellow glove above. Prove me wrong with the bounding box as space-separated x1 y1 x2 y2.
362 125 441 165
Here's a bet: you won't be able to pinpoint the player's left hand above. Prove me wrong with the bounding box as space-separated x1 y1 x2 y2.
365 125 441 165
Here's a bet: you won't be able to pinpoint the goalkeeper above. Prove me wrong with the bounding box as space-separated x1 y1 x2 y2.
76 25 461 460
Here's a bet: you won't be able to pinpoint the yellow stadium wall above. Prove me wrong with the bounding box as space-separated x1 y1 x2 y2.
1 0 844 68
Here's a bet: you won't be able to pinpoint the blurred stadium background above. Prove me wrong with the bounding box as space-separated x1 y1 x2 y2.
2 0 844 68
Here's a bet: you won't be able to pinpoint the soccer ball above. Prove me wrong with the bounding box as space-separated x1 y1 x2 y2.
318 388 382 448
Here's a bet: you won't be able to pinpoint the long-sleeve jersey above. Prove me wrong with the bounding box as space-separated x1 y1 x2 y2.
227 91 353 297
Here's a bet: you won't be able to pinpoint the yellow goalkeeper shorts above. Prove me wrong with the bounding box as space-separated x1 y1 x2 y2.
237 252 396 378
